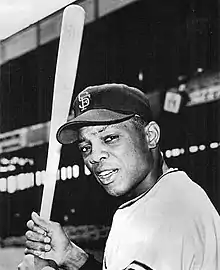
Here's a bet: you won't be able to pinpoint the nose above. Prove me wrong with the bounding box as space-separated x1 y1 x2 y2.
89 145 109 165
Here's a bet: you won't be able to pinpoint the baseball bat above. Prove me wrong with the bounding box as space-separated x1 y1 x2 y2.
18 5 85 270
38 4 85 270
40 4 85 221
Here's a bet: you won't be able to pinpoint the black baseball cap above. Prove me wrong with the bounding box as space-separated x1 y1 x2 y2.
56 83 153 144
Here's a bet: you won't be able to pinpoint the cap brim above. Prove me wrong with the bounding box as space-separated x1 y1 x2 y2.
56 109 134 144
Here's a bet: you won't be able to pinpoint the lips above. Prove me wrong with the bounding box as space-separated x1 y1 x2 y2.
96 169 118 184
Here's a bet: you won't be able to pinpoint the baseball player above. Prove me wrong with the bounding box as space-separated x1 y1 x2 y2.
20 84 220 270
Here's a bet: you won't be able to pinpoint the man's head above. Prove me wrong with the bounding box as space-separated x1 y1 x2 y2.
56 84 153 144
56 84 160 197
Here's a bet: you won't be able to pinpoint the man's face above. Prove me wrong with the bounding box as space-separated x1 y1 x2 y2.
78 119 154 197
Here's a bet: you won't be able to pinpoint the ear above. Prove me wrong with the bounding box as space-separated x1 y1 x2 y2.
144 121 160 149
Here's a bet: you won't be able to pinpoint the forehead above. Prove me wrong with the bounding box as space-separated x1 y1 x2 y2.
78 120 134 140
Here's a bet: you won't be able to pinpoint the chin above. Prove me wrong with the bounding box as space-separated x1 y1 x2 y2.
104 186 128 197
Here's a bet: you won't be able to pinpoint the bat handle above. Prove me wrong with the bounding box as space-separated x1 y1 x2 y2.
40 147 61 220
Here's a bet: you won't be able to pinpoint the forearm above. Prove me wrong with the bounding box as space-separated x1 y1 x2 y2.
59 242 102 270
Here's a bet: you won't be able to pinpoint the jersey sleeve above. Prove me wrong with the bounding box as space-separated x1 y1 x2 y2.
80 253 102 270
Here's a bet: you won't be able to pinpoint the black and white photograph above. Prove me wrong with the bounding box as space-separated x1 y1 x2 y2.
0 0 219 269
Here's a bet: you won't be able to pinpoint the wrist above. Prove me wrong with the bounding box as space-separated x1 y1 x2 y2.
59 242 89 270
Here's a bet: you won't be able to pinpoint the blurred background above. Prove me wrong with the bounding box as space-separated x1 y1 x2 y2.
0 0 219 269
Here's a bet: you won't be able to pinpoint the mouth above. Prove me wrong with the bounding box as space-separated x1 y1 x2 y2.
96 169 119 185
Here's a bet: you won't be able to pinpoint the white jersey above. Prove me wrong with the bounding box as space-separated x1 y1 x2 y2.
103 169 220 270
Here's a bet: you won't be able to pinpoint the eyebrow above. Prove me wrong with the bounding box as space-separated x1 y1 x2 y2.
78 124 116 143
98 125 108 133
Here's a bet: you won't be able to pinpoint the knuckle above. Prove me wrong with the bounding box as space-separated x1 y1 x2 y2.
44 244 51 251
44 236 51 243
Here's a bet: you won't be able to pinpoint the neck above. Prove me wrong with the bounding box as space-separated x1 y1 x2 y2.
124 148 169 201
153 148 169 182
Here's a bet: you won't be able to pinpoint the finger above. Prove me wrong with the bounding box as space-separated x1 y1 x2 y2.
26 242 52 252
26 239 52 252
27 220 47 235
31 212 50 232
25 230 51 243
25 248 45 259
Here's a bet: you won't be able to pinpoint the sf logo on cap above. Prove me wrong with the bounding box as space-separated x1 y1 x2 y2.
78 91 91 112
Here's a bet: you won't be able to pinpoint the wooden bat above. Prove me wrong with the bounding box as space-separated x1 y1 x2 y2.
40 4 85 221
18 4 85 270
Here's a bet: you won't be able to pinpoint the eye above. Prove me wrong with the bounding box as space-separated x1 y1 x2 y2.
104 135 119 144
78 144 91 155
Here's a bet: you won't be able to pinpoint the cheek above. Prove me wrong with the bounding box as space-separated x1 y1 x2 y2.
123 138 146 161
114 148 138 178
122 151 137 168
121 142 151 175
